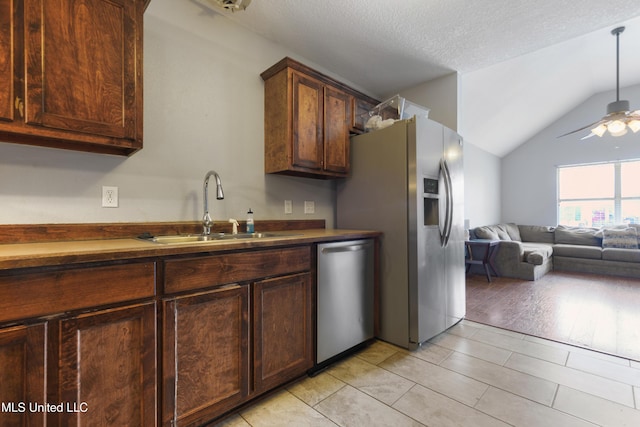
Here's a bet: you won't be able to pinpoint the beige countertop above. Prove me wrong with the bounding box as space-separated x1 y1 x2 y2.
0 229 381 270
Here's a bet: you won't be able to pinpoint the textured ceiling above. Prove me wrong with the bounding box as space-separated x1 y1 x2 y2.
200 0 640 156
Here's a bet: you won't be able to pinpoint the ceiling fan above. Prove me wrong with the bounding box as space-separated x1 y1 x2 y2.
559 26 640 140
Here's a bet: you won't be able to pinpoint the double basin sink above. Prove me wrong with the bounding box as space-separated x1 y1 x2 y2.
142 232 298 245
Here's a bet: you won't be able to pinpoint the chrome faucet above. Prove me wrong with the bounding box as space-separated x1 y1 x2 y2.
202 170 224 235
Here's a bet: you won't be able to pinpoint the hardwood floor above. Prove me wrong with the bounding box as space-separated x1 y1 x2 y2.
466 271 640 361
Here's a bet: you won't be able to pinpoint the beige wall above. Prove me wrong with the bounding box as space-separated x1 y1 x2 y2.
0 0 335 226
400 72 502 229
0 0 496 230
397 72 459 131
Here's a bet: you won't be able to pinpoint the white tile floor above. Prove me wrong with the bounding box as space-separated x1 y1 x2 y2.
213 320 640 427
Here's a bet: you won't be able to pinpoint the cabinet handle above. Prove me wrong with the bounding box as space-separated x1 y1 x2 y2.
216 283 241 291
14 97 24 118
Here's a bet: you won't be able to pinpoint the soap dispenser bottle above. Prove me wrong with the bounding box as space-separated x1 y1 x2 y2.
246 209 254 233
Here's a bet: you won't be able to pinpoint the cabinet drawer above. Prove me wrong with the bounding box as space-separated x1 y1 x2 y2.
0 262 156 324
164 246 311 294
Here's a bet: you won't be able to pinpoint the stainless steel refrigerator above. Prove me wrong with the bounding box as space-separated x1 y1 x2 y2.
337 116 465 350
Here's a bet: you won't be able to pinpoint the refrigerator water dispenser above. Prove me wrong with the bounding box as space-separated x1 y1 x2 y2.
423 177 439 226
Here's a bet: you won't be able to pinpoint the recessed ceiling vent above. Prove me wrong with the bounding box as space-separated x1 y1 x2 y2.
196 0 251 12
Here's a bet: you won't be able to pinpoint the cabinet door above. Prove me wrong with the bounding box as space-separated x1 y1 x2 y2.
324 86 351 174
351 96 377 133
0 0 16 123
253 272 313 393
57 302 157 427
291 72 324 171
23 0 140 141
163 285 249 427
0 322 46 426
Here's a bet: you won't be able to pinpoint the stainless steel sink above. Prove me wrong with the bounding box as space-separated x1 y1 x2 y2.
144 234 222 244
211 232 292 240
141 232 299 244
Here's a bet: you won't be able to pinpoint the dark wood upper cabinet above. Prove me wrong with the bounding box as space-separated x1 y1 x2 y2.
0 0 147 156
290 72 325 172
261 57 378 179
0 0 15 123
323 86 351 174
351 96 378 133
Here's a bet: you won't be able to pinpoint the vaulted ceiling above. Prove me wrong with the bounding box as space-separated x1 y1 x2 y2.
200 0 640 156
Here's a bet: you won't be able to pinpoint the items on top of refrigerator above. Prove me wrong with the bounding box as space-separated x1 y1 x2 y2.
362 95 430 132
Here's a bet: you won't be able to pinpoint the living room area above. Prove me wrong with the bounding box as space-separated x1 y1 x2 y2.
462 75 640 362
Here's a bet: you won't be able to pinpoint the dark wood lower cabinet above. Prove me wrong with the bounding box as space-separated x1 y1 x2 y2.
2 244 318 427
0 322 47 426
162 285 250 427
161 246 313 426
253 272 313 393
162 274 313 426
0 306 158 427
55 302 157 427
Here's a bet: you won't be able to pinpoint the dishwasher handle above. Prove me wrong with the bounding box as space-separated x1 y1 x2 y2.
320 241 373 254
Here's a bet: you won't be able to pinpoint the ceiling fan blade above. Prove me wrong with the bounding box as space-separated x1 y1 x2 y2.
580 132 597 140
557 119 605 138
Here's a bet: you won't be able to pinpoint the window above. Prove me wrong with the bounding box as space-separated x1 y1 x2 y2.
558 160 640 227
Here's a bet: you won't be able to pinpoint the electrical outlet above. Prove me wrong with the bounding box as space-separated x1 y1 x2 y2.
102 186 119 208
304 200 315 214
284 200 292 214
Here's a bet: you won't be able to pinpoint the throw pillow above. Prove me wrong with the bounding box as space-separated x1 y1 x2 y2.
518 225 555 243
602 228 639 249
474 226 499 240
493 224 512 241
504 223 522 241
631 224 640 247
495 227 512 241
555 225 600 246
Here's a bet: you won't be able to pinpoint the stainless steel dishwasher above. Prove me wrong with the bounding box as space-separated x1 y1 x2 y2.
316 239 375 367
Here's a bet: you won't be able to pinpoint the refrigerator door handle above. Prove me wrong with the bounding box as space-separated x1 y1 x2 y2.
448 162 455 246
443 159 455 247
438 159 447 246
439 159 453 247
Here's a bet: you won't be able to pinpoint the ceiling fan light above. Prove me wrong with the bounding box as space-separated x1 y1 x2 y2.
628 120 640 133
610 128 628 137
591 124 607 137
607 120 626 135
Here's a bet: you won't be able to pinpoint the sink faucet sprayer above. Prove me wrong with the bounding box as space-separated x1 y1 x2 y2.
202 170 224 235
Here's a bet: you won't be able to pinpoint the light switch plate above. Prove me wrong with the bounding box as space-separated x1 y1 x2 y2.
304 200 315 214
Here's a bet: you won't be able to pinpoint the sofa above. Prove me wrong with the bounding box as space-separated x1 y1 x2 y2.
470 223 640 280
